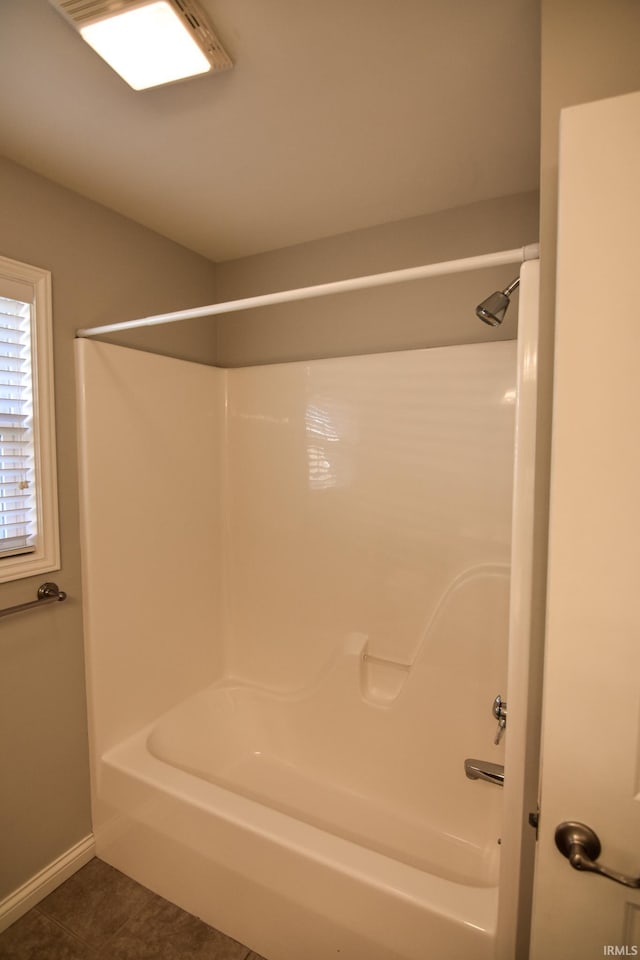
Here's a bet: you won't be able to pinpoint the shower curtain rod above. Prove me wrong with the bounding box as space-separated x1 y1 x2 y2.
76 242 539 338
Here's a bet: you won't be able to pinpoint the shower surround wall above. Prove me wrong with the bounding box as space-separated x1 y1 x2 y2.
226 349 514 687
76 345 226 759
76 338 516 960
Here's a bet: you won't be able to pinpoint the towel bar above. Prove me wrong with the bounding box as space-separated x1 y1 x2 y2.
0 582 67 619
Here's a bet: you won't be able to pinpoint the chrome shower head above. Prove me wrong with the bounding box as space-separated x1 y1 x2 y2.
476 276 520 326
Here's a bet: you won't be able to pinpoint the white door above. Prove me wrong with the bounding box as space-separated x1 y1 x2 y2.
530 90 640 958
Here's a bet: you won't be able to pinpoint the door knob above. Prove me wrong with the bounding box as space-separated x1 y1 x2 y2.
555 821 640 889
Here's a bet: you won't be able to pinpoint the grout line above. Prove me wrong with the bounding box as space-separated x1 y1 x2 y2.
27 867 263 960
32 907 96 951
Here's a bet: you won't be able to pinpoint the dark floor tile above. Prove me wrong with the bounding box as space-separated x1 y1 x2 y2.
96 895 249 960
0 909 93 960
37 857 157 947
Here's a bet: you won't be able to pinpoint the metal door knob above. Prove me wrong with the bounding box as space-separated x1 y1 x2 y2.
555 821 640 889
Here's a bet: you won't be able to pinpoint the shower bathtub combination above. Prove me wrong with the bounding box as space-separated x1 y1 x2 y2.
75 252 539 960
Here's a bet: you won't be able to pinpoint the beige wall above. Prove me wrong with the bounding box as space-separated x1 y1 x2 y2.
216 191 539 367
0 156 217 900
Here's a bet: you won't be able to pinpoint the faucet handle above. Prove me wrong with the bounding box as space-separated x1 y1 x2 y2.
493 695 507 745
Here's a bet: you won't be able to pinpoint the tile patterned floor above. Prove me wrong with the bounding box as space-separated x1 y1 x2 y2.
0 858 267 960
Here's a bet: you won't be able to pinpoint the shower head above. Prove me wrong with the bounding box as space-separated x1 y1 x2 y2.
476 277 520 326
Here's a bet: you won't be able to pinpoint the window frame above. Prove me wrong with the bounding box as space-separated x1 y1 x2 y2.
0 255 60 583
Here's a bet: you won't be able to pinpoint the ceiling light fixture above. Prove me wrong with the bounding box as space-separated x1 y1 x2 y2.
50 0 233 90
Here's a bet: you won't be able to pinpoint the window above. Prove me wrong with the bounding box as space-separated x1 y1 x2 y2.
0 256 59 582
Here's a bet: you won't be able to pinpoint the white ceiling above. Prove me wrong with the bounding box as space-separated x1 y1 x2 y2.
0 0 540 262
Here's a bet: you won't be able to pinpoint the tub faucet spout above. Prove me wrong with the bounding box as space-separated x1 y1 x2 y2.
464 758 505 787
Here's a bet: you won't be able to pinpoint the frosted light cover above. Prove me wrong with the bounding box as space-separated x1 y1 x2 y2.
80 1 212 90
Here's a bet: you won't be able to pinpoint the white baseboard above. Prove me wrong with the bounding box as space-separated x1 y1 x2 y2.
0 834 95 933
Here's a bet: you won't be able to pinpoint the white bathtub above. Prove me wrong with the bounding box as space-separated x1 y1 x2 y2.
77 340 524 959
96 647 502 960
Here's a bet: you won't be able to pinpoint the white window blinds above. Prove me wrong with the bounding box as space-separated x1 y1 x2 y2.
0 294 36 558
0 256 58 583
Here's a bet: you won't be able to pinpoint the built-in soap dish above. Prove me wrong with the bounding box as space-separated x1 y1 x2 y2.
361 653 411 705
